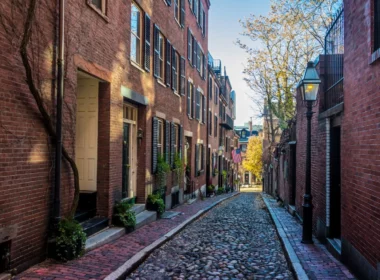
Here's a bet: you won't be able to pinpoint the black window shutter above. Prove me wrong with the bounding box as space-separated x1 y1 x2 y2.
203 145 206 171
172 48 176 91
166 40 172 87
179 125 183 159
153 24 160 77
192 0 196 15
171 122 175 167
202 9 206 37
209 111 212 135
214 116 217 137
187 28 191 61
180 0 185 27
192 37 197 68
166 0 172 6
202 95 206 123
209 77 212 100
180 56 186 96
192 84 196 118
196 89 200 120
152 117 158 173
203 54 207 80
165 120 170 164
195 144 199 175
144 14 151 72
187 81 191 116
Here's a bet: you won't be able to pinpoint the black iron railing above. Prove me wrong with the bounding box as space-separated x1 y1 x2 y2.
324 8 344 110
220 114 234 130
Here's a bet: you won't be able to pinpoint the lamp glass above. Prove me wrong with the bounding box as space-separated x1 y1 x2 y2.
303 82 319 101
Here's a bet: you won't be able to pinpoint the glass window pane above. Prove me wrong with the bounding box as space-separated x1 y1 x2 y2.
92 0 101 9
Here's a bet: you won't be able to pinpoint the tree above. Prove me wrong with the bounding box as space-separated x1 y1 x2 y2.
243 137 263 182
238 0 341 164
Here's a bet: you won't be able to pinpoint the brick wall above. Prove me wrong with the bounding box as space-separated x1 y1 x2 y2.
0 0 211 273
342 0 380 271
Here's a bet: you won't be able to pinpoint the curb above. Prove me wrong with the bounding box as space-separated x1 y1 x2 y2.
262 196 309 280
104 192 240 280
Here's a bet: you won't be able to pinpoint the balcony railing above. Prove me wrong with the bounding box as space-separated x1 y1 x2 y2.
324 8 344 110
220 114 234 130
208 53 222 74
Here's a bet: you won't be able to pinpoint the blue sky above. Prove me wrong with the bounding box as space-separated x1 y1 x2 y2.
209 0 270 126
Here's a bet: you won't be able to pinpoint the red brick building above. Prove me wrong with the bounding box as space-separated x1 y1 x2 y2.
274 2 380 279
0 0 235 274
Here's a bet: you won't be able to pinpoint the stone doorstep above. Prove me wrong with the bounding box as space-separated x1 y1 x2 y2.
288 205 296 216
326 238 342 261
131 204 145 216
85 205 155 252
135 211 157 229
85 227 125 252
187 198 197 205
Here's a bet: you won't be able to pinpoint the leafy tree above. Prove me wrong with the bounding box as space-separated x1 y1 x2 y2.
243 137 263 181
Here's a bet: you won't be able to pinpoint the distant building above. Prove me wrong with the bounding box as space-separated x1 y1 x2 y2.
234 122 262 185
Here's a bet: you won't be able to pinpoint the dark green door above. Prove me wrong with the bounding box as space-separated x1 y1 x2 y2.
122 123 130 198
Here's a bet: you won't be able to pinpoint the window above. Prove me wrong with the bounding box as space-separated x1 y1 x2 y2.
158 32 165 80
158 119 164 156
209 76 213 100
187 28 192 62
375 0 380 50
180 57 186 95
174 125 179 152
131 3 142 65
241 144 247 152
91 0 106 14
196 143 204 175
172 51 179 92
197 43 201 72
187 81 194 117
196 89 201 120
241 130 246 138
174 0 180 23
154 25 166 79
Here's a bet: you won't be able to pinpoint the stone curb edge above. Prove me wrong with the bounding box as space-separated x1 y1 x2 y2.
262 196 309 280
104 192 241 280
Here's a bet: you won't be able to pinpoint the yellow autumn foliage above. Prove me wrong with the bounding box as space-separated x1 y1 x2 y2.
242 137 263 181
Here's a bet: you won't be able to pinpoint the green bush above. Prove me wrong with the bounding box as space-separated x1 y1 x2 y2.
113 201 136 231
217 187 225 195
146 193 165 217
55 219 86 262
207 185 215 194
225 186 231 193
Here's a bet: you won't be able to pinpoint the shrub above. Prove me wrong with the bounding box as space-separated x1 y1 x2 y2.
113 201 136 231
217 187 224 195
146 193 165 217
207 185 215 195
55 219 86 262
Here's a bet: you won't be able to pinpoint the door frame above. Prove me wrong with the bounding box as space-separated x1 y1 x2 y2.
123 104 138 198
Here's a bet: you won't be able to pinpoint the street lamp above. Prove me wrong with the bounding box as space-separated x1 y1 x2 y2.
297 61 321 244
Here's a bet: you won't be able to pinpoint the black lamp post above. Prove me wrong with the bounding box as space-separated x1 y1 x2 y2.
297 61 321 244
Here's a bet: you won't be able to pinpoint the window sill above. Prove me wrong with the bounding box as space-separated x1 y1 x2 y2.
173 91 181 98
86 1 109 23
370 48 380 64
131 61 146 73
157 79 167 88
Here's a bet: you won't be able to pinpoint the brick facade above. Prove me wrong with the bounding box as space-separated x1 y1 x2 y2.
273 2 380 278
0 0 221 274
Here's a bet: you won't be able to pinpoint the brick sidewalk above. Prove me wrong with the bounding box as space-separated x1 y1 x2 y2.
263 195 356 280
15 193 238 280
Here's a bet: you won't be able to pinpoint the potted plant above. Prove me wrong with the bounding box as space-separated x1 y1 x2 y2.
55 219 86 262
113 201 136 233
146 193 165 217
206 185 215 197
217 186 224 195
173 152 184 186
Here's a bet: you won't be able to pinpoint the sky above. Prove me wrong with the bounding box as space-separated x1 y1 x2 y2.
208 0 271 126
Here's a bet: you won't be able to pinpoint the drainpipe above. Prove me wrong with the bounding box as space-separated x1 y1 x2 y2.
54 0 65 225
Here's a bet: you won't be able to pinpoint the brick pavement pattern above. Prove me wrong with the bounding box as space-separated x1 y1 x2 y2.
264 195 356 280
127 192 293 279
15 193 236 280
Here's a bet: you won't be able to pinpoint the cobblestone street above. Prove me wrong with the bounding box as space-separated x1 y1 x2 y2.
127 193 293 280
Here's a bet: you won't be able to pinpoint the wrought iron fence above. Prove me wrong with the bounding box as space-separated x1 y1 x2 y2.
324 8 344 110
